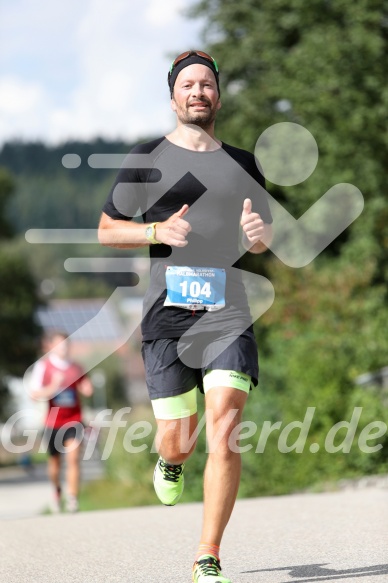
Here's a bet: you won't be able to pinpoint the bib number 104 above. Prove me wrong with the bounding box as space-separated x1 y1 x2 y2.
179 280 212 298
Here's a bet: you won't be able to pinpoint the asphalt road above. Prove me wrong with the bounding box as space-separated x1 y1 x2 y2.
0 488 386 583
0 460 103 519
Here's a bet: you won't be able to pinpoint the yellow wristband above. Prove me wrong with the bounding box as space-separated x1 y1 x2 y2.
145 222 160 244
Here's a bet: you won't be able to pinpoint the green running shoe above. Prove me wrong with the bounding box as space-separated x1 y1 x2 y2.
153 457 184 506
192 555 231 583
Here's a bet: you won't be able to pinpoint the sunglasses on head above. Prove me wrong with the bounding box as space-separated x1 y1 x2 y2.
169 50 219 74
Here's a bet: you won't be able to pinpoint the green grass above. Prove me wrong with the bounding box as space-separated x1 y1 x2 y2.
30 451 48 464
79 478 157 511
79 406 160 511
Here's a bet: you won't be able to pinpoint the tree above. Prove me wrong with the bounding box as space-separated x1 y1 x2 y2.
0 169 42 420
186 0 388 490
189 0 388 272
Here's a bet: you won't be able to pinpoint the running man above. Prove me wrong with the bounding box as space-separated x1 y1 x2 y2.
30 331 93 513
98 50 273 582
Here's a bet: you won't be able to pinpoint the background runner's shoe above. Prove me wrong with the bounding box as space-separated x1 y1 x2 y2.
192 555 231 583
66 495 79 513
153 457 184 506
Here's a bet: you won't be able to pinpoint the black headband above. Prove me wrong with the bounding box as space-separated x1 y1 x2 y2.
168 55 220 98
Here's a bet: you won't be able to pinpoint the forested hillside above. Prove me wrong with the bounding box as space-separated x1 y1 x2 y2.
0 139 137 232
0 138 149 307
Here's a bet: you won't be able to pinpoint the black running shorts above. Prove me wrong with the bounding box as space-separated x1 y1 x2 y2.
45 424 84 457
141 330 259 400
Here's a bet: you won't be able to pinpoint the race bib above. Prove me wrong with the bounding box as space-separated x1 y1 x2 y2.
52 387 77 407
164 266 226 311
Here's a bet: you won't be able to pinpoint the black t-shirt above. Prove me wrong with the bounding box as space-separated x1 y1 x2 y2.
102 137 273 341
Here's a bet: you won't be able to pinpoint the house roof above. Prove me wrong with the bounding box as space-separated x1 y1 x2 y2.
36 299 125 342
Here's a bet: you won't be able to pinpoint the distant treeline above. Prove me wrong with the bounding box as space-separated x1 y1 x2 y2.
0 138 136 176
0 138 148 232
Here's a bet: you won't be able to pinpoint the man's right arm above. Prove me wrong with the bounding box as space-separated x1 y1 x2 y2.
98 206 191 249
98 212 151 249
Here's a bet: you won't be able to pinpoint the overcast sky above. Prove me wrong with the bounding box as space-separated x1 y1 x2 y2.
0 0 203 146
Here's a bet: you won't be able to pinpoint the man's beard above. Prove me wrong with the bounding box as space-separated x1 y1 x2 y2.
176 100 218 128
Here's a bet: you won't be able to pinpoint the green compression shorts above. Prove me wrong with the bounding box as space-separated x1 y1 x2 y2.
151 369 252 420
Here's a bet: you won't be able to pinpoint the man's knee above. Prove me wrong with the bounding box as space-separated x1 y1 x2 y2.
206 416 243 457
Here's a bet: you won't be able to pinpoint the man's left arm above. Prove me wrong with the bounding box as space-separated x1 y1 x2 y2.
240 198 273 254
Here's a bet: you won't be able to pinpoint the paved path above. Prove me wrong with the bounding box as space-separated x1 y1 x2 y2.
0 460 103 519
0 488 387 583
